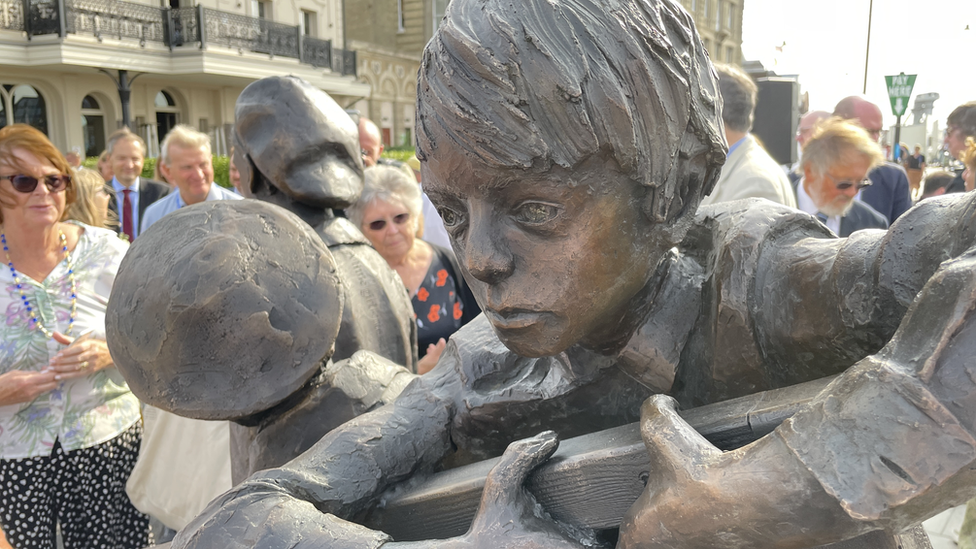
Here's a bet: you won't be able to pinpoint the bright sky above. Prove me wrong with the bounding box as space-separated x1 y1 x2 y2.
741 0 976 129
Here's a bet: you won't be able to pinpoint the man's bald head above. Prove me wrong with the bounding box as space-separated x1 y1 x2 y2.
797 110 831 149
359 117 383 167
834 96 883 142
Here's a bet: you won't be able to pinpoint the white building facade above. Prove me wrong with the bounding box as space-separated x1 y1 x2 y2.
0 0 368 155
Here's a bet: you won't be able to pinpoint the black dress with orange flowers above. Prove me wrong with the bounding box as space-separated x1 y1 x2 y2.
412 244 480 358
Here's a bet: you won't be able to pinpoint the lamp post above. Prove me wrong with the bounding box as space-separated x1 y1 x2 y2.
98 69 147 130
862 0 873 95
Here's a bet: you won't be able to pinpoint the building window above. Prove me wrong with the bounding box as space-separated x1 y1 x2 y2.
252 0 271 20
714 1 722 31
433 0 448 30
0 84 48 135
726 46 735 63
80 95 105 158
703 0 708 20
727 3 734 29
690 0 697 13
397 0 405 32
155 90 179 145
302 10 316 36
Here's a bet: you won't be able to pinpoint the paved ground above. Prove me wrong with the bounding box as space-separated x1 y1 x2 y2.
925 504 967 549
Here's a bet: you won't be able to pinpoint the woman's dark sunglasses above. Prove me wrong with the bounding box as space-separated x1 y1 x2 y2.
367 213 410 231
2 174 71 193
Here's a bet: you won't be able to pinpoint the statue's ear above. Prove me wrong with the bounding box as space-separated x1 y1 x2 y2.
242 153 258 196
239 152 268 197
639 150 712 247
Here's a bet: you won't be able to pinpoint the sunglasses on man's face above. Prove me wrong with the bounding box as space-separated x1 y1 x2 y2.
2 174 71 193
829 176 873 191
366 213 410 231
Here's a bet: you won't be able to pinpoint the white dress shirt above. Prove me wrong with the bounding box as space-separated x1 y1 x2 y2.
795 178 841 235
141 183 243 233
112 177 143 239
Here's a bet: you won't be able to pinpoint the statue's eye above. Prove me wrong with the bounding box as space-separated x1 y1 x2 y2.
438 207 463 228
514 202 560 226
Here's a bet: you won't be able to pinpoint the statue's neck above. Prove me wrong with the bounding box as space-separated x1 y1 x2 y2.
612 251 704 394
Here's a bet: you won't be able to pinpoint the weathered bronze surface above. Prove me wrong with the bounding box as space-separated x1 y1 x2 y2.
228 76 418 481
106 200 342 420
108 200 415 484
233 75 417 370
159 0 974 547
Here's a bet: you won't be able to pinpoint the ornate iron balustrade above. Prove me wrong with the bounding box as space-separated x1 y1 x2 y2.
0 0 24 31
165 6 196 46
27 0 62 36
329 47 356 76
341 49 356 76
8 0 356 76
202 8 298 59
302 35 331 68
65 0 165 45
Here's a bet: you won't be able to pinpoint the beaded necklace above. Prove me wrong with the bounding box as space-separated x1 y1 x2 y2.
0 228 77 338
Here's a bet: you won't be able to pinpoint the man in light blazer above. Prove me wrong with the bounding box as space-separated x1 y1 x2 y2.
700 63 796 208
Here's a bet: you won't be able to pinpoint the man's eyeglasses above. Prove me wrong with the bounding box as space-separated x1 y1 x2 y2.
1 174 71 193
366 213 410 231
826 173 872 191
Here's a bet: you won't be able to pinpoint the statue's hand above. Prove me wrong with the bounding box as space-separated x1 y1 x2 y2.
390 432 592 549
462 431 590 549
619 394 727 549
619 395 853 549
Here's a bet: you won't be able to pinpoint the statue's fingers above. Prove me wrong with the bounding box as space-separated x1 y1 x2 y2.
639 395 722 479
480 431 559 506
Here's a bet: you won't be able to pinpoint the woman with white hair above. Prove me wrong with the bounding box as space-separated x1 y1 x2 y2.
347 165 479 373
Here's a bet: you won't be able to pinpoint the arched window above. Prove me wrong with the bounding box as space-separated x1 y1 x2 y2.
154 90 175 109
0 84 48 135
154 90 179 143
81 95 106 158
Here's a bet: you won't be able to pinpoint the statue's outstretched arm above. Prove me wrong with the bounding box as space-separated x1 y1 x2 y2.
173 369 457 549
620 199 976 548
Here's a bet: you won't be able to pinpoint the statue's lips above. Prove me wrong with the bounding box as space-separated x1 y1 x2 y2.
484 308 549 330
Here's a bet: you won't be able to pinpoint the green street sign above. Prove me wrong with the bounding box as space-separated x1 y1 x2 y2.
885 73 917 117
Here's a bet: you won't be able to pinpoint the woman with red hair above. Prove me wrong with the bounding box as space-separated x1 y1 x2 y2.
0 125 148 548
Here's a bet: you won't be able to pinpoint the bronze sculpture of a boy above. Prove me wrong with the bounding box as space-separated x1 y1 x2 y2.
169 0 976 547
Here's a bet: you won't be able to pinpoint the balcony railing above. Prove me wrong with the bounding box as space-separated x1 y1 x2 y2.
1 0 25 31
3 0 356 76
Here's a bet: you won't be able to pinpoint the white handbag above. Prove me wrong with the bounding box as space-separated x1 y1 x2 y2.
125 405 234 531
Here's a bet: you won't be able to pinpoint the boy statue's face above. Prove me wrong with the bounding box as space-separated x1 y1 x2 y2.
423 148 674 358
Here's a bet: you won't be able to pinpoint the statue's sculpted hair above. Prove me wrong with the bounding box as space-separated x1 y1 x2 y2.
417 0 726 224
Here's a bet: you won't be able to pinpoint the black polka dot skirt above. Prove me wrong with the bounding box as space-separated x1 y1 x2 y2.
0 422 150 549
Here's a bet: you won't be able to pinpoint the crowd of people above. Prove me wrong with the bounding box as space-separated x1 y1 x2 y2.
701 61 976 239
0 6 975 549
0 88 482 547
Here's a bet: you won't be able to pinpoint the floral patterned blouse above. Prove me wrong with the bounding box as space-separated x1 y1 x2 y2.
0 222 140 460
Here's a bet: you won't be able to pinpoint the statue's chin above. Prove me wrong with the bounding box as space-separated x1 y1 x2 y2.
490 322 572 359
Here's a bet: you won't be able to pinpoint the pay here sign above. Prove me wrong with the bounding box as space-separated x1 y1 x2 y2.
885 73 917 117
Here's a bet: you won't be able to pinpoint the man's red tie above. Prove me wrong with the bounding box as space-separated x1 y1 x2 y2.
121 188 134 241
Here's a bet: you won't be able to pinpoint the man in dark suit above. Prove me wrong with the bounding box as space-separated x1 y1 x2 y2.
793 117 889 237
104 128 169 240
833 96 912 224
